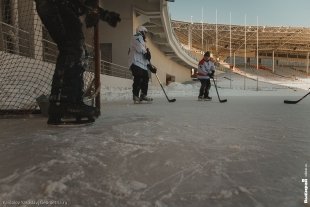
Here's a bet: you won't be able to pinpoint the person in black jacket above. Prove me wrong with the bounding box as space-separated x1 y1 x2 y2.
34 0 120 124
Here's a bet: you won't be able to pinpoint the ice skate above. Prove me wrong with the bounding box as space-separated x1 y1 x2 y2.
47 102 99 126
203 96 212 101
198 96 203 101
133 95 141 104
140 94 153 103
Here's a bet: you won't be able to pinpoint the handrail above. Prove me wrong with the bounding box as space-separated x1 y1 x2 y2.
160 0 197 68
168 10 198 61
42 39 58 63
134 3 198 68
134 7 161 17
102 60 128 69
0 21 31 57
100 60 132 79
0 21 29 33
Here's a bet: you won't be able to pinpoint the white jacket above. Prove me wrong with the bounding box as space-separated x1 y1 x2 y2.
197 58 215 79
128 32 148 70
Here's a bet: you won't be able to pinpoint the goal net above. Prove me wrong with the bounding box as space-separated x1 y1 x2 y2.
0 0 97 114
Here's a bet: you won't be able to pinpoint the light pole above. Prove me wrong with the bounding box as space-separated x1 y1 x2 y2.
230 12 232 89
244 14 247 90
256 16 259 91
201 8 204 52
216 9 218 54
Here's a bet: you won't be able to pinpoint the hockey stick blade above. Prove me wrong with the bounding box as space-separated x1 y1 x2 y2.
212 78 227 103
169 98 176 102
284 91 310 104
284 100 299 104
220 99 228 103
155 73 176 103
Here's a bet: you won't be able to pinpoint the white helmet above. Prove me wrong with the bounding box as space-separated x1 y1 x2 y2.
136 26 148 33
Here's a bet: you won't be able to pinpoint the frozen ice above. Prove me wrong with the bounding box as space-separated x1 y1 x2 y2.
0 72 309 207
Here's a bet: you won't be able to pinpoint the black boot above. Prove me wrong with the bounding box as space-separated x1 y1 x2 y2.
203 96 212 101
64 102 99 120
47 101 99 125
47 102 64 125
133 95 141 104
140 94 153 102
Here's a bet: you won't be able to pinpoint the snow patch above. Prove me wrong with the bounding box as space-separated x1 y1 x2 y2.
44 171 83 197
115 179 147 195
44 180 67 197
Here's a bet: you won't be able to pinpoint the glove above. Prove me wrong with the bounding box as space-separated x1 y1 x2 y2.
209 71 215 78
147 64 157 74
144 48 151 61
85 9 100 28
100 8 121 27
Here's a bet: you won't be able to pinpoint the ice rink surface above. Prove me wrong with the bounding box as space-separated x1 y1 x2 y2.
1 73 310 207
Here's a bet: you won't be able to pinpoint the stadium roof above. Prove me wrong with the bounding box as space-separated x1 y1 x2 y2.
172 20 310 59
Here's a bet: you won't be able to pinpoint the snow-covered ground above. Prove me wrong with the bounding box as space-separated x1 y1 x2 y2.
0 73 310 207
101 70 309 102
227 62 310 91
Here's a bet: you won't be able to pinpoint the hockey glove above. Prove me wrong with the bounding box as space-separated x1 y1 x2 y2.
209 70 215 78
100 8 121 27
85 9 100 28
144 48 151 61
147 64 157 74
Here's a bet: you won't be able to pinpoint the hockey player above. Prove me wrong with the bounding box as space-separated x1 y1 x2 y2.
128 26 157 103
34 0 121 124
197 51 215 101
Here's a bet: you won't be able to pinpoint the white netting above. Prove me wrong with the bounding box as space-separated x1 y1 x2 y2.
0 0 95 114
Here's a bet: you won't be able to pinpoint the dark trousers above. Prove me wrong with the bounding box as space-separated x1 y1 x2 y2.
199 79 211 97
35 0 86 104
130 64 149 97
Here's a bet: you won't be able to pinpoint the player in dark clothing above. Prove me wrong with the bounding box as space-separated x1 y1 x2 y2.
34 0 120 125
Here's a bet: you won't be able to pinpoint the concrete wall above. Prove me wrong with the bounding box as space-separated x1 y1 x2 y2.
99 0 134 67
146 39 190 85
101 75 132 88
99 0 191 85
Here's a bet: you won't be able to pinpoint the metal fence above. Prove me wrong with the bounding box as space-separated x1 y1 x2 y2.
0 21 31 57
101 60 132 79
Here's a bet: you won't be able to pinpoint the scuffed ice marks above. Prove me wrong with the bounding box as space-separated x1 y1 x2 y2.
9 113 171 206
110 115 164 148
1 88 310 207
44 171 84 197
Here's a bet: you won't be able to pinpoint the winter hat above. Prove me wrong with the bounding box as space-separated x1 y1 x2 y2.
204 51 211 57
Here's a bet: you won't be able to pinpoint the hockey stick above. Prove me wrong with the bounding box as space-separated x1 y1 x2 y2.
284 91 310 104
212 77 227 103
155 73 176 103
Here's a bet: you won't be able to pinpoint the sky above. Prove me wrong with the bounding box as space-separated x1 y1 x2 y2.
169 0 310 27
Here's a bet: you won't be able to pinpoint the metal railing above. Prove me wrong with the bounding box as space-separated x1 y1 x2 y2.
170 23 199 62
0 21 31 57
101 60 132 79
161 2 198 68
42 39 58 63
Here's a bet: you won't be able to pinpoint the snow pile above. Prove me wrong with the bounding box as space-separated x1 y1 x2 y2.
166 82 197 91
101 82 200 102
166 82 199 96
100 67 310 102
101 86 132 101
230 64 310 90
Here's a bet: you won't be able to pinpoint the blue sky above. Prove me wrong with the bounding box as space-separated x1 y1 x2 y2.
169 0 310 27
